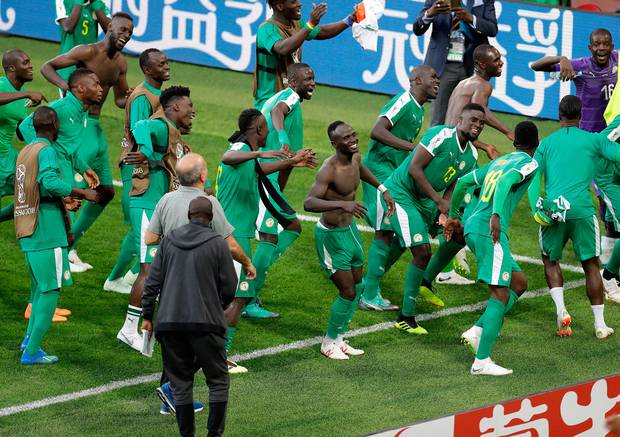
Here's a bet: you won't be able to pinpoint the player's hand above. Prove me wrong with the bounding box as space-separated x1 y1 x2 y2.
124 151 147 165
309 3 328 26
243 262 257 280
82 189 100 203
259 150 291 160
505 130 515 142
452 7 474 24
26 92 47 107
204 187 214 196
483 142 500 160
83 169 100 189
489 213 501 244
63 196 81 211
606 415 620 435
382 190 395 217
443 217 462 242
291 148 317 168
427 0 451 17
141 320 153 337
341 201 367 218
437 213 448 226
435 197 450 216
558 57 576 81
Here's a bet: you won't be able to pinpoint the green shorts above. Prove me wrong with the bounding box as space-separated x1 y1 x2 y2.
74 116 113 186
601 187 620 231
24 247 72 292
539 215 601 262
465 232 521 287
233 235 256 299
378 194 438 248
120 163 133 225
314 221 365 276
129 207 158 264
362 181 386 230
0 148 17 197
256 183 297 236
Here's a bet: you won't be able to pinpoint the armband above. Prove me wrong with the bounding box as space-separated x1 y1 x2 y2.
342 15 354 27
378 184 387 194
304 22 315 32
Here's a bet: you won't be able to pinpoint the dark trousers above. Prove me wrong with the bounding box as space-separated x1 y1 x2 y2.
160 331 230 437
430 61 468 127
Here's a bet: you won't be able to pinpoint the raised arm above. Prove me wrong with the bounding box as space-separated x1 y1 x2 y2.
315 6 355 41
370 117 414 151
531 56 576 81
92 1 111 31
41 45 95 91
56 0 84 33
271 4 326 55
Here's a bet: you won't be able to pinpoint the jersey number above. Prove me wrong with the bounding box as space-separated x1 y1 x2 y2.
443 166 457 184
480 170 504 202
603 83 615 101
81 20 89 36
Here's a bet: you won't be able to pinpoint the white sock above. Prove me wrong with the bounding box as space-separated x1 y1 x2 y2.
473 357 490 369
591 304 606 330
549 287 565 315
122 305 142 333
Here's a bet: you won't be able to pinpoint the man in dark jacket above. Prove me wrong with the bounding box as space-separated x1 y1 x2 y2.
142 196 237 437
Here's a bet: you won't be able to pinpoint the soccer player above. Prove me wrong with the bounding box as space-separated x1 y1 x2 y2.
55 0 110 83
0 49 46 223
248 62 317 318
104 48 170 294
16 106 97 364
216 108 315 371
254 0 355 109
41 12 134 271
445 121 540 376
376 103 485 334
527 95 619 339
116 85 194 351
305 120 395 359
360 65 439 311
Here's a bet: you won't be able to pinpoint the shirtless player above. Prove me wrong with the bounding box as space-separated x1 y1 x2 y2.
304 121 394 359
40 12 134 271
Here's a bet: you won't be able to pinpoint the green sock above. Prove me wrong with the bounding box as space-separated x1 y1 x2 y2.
70 202 105 249
343 282 364 333
424 239 463 282
252 241 277 296
476 298 506 360
226 327 237 353
108 232 137 280
605 239 620 274
271 230 300 263
26 289 59 355
326 296 354 340
363 239 389 301
384 239 406 274
402 263 425 317
26 283 40 336
505 289 519 314
0 201 14 222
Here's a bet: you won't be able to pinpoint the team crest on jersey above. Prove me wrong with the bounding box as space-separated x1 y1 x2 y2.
414 233 423 243
16 164 26 204
464 193 472 204
502 272 509 281
459 161 466 170
74 173 84 183
64 270 71 280
266 218 275 228
176 143 184 159
149 248 157 257
239 281 249 291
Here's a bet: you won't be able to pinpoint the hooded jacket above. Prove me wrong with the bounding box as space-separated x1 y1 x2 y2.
142 221 237 337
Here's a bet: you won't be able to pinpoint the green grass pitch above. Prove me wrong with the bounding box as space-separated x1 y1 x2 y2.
0 36 618 436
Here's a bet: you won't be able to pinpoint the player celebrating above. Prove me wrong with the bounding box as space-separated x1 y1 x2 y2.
248 63 316 318
377 103 485 334
304 120 394 359
445 121 540 376
41 12 134 271
16 107 97 365
104 48 171 294
360 65 439 312
216 108 316 370
116 86 194 351
528 95 620 339
254 0 355 109
0 49 47 222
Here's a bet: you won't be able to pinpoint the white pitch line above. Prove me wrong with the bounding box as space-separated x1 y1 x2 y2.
0 280 585 418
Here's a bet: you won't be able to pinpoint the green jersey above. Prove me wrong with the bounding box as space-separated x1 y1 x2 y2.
596 115 620 191
362 91 424 182
465 151 538 237
18 138 73 252
0 77 28 155
129 82 161 130
254 20 320 110
534 126 620 219
386 125 478 202
215 142 259 238
129 118 171 209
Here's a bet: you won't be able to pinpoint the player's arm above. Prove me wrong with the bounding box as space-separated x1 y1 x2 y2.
270 4 326 56
314 5 356 40
39 147 98 201
359 161 395 217
304 162 366 217
124 119 161 163
112 57 131 109
490 169 530 242
448 171 480 219
0 91 46 106
527 166 543 215
56 0 85 33
471 84 514 141
225 234 256 280
221 149 289 166
91 0 111 31
531 56 576 81
129 95 153 130
370 117 414 151
144 200 164 246
41 45 95 91
408 144 449 214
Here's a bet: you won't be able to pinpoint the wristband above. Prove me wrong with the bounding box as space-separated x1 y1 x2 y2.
277 130 290 146
304 22 315 32
378 184 387 194
342 15 354 27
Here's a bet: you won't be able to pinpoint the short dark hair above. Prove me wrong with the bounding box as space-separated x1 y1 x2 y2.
68 68 96 90
559 95 582 120
287 62 312 81
462 103 485 114
160 85 190 109
228 108 263 143
33 106 58 132
590 28 612 43
514 121 539 150
327 120 346 140
112 11 133 22
139 48 162 72
267 0 283 8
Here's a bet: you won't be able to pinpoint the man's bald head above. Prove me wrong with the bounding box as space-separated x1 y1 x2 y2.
33 107 59 139
176 153 207 187
2 49 25 70
188 196 213 224
409 65 434 81
473 44 497 65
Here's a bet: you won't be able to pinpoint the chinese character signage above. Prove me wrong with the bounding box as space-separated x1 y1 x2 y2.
1 0 618 119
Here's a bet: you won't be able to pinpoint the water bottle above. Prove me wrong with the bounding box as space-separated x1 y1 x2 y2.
549 71 583 80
